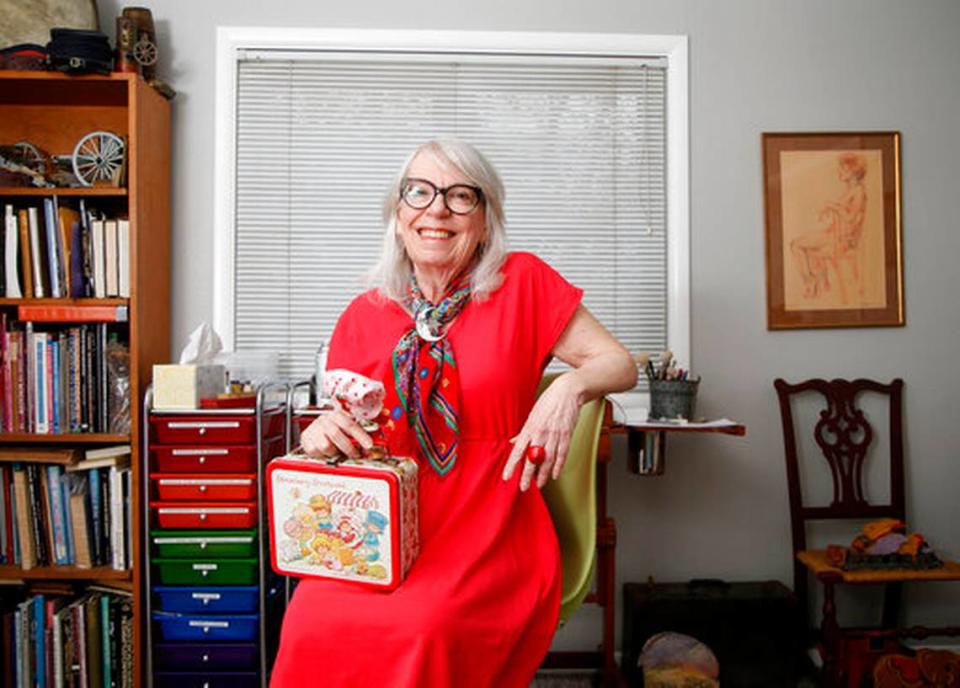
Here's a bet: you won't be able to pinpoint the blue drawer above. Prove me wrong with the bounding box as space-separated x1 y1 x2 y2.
153 586 259 613
152 612 259 642
153 672 259 688
153 642 259 670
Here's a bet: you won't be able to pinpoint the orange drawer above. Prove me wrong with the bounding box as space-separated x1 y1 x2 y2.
151 416 258 445
152 502 258 529
152 446 258 474
152 474 258 502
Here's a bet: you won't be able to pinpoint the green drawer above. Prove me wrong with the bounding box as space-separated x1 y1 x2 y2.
153 557 259 585
150 529 258 558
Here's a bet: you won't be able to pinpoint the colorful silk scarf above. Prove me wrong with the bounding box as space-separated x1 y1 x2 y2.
384 270 472 477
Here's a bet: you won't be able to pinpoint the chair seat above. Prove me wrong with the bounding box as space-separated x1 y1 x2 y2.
797 550 960 583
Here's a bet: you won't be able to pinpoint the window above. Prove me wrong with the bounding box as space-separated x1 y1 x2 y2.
215 30 689 381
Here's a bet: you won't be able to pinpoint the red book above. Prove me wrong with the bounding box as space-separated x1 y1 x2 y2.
16 305 128 323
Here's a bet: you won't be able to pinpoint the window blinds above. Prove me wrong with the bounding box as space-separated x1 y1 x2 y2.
234 53 667 380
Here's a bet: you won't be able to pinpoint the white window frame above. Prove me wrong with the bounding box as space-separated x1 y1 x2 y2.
213 28 690 366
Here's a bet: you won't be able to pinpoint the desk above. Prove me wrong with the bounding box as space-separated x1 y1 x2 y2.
612 419 746 475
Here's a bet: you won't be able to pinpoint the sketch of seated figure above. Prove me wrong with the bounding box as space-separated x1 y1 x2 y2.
790 153 868 304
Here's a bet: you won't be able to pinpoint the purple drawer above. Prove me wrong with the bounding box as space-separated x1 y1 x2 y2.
153 643 259 671
153 672 259 688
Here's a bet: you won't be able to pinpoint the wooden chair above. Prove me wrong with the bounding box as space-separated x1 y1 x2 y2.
538 375 621 686
775 377 960 688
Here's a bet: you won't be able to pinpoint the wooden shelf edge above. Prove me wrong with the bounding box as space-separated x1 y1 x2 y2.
0 297 129 306
0 565 132 581
0 433 131 444
0 186 127 197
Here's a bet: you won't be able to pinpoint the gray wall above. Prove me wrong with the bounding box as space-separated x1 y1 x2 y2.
97 0 960 651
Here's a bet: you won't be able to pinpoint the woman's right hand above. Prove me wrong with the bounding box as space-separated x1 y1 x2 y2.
300 408 373 459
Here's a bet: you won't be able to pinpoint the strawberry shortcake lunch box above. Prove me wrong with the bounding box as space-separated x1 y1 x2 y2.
266 452 419 591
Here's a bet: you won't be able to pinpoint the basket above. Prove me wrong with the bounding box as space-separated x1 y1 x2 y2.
649 379 699 420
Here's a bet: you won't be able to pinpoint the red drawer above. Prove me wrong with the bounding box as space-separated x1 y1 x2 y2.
152 502 258 529
152 474 258 501
151 416 258 445
152 446 258 474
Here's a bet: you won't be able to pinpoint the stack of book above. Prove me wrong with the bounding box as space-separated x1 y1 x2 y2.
0 446 132 570
0 586 134 687
1 198 130 300
0 311 128 435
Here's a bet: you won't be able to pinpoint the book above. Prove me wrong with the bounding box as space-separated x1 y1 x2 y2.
66 447 130 473
116 219 130 299
57 205 80 300
3 204 22 298
46 465 69 566
0 448 81 466
27 206 46 298
16 305 129 324
65 473 92 569
11 464 35 569
90 220 105 299
104 219 118 298
17 208 33 299
43 197 62 298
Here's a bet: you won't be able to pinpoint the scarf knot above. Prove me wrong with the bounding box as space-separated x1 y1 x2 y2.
385 271 471 477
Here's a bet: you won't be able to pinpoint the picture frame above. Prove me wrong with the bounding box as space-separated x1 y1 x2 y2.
762 131 903 329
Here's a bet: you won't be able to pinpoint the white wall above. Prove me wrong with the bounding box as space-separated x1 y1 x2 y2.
96 0 960 652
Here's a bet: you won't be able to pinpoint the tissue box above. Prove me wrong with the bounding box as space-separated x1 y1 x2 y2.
153 364 227 410
266 453 419 591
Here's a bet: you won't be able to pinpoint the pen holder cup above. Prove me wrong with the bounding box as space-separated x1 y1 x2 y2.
649 379 699 420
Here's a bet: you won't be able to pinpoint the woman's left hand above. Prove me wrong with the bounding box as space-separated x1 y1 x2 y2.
502 373 583 491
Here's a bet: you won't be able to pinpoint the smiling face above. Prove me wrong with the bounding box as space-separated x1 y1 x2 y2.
396 152 486 295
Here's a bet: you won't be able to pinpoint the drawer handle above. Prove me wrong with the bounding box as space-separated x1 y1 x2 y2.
199 485 207 492
199 427 207 435
200 542 208 550
199 456 206 464
200 513 207 521
202 654 209 662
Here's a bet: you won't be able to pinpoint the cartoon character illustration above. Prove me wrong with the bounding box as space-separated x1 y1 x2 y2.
360 511 387 562
310 494 333 531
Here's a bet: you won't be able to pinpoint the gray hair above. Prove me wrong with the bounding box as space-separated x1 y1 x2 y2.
367 138 507 302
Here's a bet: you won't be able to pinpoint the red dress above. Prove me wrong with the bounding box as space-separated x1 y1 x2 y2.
270 252 583 687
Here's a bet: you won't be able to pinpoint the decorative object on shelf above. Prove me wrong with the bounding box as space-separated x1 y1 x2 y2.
116 6 177 100
71 130 126 187
120 7 156 79
0 0 98 47
46 28 114 75
114 16 138 74
762 131 904 329
0 142 55 187
0 43 48 71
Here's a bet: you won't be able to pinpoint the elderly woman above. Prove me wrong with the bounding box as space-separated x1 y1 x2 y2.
271 138 636 687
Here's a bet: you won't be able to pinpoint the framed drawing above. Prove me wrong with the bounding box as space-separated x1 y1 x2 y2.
762 131 903 329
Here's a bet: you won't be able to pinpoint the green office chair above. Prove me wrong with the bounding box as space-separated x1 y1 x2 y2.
538 374 619 682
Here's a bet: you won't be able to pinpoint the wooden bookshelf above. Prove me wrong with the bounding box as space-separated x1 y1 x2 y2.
0 70 170 686
0 565 132 581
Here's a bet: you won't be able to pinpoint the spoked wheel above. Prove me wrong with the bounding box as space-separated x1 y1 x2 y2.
134 38 158 67
14 141 47 176
72 131 126 187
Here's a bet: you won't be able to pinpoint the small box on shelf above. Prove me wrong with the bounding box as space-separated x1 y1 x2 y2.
152 364 226 410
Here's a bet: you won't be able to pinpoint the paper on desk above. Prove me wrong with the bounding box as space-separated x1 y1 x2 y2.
637 418 741 429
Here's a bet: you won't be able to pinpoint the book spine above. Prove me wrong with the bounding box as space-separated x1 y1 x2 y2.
16 306 129 324
60 471 75 566
47 465 68 565
87 469 102 566
27 464 50 567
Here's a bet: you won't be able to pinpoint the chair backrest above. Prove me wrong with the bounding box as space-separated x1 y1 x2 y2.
774 377 905 609
538 374 607 626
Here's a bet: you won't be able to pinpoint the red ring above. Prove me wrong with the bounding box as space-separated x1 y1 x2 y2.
525 445 546 465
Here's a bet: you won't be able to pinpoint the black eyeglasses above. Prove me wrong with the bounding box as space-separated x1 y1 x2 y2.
399 177 484 215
